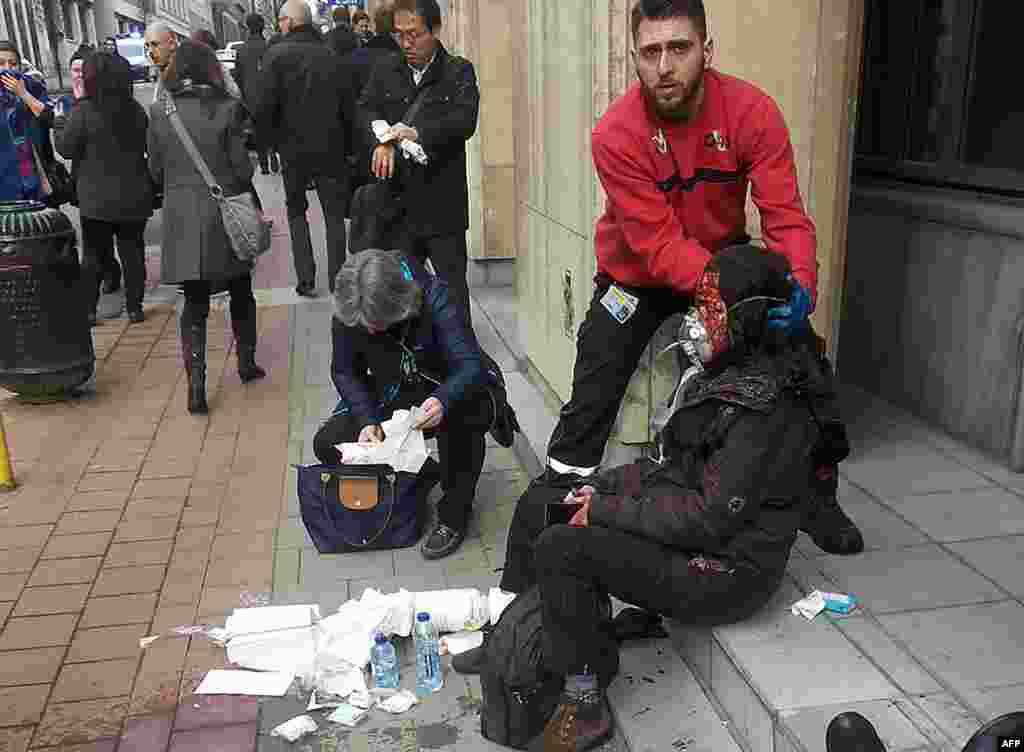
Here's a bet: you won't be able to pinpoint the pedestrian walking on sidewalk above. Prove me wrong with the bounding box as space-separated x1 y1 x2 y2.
148 40 266 416
54 50 154 326
250 0 355 299
234 13 280 176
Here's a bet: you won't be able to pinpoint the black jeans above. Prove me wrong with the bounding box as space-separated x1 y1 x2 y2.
547 276 692 471
399 230 471 328
312 381 494 532
181 274 256 325
282 164 349 290
80 217 147 315
533 524 780 680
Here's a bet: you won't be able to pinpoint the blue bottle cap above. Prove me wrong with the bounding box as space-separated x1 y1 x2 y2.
416 612 430 622
374 632 387 643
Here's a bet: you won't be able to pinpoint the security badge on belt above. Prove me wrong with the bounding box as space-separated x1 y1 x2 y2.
601 285 640 324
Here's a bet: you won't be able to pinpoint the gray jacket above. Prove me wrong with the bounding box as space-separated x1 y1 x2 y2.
148 85 253 283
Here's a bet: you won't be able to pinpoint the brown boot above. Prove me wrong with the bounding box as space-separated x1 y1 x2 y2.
528 676 612 752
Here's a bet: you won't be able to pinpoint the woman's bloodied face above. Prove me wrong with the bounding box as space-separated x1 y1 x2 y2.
680 268 730 366
71 59 84 99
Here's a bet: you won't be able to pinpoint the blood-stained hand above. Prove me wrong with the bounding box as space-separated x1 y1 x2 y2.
414 397 444 430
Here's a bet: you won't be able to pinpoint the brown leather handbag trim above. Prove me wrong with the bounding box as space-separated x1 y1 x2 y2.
337 476 381 511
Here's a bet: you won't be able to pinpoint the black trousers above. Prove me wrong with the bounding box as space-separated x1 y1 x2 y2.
547 276 692 470
81 217 147 315
181 274 256 325
534 524 780 679
399 230 471 328
282 164 349 290
312 381 494 531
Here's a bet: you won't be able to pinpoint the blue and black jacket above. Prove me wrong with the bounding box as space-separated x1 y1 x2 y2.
329 255 486 428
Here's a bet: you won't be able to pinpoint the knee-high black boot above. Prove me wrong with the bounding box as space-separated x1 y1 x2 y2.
231 297 266 384
180 306 209 415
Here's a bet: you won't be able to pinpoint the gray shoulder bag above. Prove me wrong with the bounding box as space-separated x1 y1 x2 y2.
164 95 271 262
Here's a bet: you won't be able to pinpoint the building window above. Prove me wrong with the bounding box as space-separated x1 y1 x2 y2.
61 0 75 39
855 0 1024 194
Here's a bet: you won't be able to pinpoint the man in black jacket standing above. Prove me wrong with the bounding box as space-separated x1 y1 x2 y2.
251 0 354 297
233 13 278 175
325 6 359 59
357 0 479 323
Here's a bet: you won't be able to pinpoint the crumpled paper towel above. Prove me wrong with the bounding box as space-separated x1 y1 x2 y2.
271 715 318 742
336 408 430 473
317 666 367 699
371 119 429 165
316 588 415 673
439 629 484 656
378 689 419 714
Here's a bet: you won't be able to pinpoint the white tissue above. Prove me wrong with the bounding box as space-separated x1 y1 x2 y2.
271 715 318 742
377 689 419 714
790 591 827 621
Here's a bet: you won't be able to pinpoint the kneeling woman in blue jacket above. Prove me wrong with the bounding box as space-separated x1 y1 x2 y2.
314 249 493 560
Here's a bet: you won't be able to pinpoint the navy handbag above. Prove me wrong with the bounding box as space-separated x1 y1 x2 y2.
296 460 441 553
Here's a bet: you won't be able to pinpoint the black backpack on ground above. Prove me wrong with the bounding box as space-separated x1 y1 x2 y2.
479 587 565 749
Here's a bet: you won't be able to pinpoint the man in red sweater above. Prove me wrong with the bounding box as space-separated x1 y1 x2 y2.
544 0 863 557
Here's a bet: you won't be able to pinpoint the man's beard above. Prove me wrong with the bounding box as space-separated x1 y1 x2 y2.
639 65 705 122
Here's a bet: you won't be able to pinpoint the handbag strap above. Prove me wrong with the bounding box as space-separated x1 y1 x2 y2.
163 95 224 199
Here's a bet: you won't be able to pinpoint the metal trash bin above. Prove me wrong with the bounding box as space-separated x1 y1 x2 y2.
0 200 94 399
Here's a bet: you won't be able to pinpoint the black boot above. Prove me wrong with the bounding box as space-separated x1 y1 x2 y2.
181 309 209 415
231 300 266 383
825 712 886 752
800 465 864 555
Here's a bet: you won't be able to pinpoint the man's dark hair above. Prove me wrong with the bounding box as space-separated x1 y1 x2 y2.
631 0 707 43
165 38 226 91
332 6 351 27
393 0 442 32
83 51 141 148
245 13 265 34
0 40 20 62
373 5 395 34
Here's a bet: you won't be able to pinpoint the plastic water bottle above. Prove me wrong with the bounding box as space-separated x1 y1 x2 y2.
370 632 400 690
414 612 442 696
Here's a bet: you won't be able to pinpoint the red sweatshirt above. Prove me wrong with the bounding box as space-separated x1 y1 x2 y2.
592 69 818 299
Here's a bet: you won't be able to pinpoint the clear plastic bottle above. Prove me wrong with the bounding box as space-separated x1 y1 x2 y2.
370 632 400 690
413 611 442 696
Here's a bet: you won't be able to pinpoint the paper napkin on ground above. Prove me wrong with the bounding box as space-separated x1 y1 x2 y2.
336 408 430 473
226 626 316 678
224 604 320 637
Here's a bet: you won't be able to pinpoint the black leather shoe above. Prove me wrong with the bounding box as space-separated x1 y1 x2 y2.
801 468 864 555
127 310 145 324
101 275 121 295
825 712 886 752
295 281 317 298
421 522 465 560
451 644 487 675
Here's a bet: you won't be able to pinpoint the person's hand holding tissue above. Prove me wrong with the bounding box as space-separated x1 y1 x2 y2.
372 143 396 179
387 123 419 143
358 424 385 444
414 397 444 430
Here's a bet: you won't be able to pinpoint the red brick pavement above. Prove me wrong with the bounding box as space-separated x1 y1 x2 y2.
0 303 293 751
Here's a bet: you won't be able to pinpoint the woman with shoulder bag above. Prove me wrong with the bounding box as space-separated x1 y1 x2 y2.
0 41 63 205
148 39 266 416
54 50 154 326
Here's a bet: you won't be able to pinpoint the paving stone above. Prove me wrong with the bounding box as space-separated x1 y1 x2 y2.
174 695 260 731
947 536 1024 599
205 555 274 589
879 601 1024 691
961 683 1024 722
104 539 175 568
211 531 275 559
780 698 934 752
92 565 166 597
13 584 91 617
269 587 350 613
0 647 64 687
32 696 129 747
271 549 299 590
77 472 139 492
67 624 148 663
133 478 192 499
0 684 49 726
0 601 10 628
842 445 993 499
151 604 198 633
885 487 1024 543
55 511 122 536
0 727 32 751
0 572 29 601
52 659 138 702
33 735 121 751
817 544 1007 613
0 525 53 550
28 556 102 587
0 547 42 574
40 533 112 559
274 518 315 551
159 577 203 606
121 497 186 522
199 585 267 618
0 613 78 650
114 517 181 542
2 499 68 526
119 714 173 752
80 593 159 628
831 615 944 694
299 549 395 588
66 491 131 512
169 722 258 752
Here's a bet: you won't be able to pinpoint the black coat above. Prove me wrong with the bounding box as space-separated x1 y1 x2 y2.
52 98 154 222
233 33 268 102
345 33 402 100
250 26 355 176
326 25 359 58
357 43 479 237
589 353 821 580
